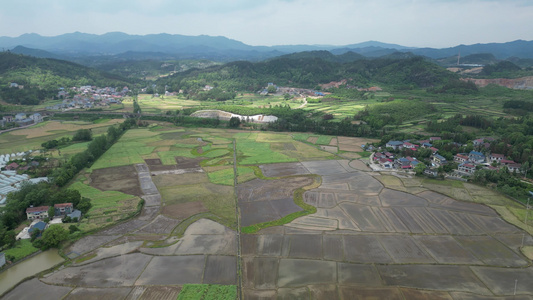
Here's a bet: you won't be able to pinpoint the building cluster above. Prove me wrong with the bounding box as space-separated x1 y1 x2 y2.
46 86 129 110
0 113 43 128
259 83 327 97
374 136 524 177
16 203 81 240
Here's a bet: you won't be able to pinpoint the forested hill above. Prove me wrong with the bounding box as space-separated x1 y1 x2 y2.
157 55 457 93
0 52 133 105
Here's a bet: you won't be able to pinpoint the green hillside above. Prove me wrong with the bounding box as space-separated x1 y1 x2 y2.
157 55 457 93
0 52 134 105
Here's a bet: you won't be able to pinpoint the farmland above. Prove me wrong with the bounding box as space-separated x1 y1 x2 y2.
2 122 533 299
0 119 124 154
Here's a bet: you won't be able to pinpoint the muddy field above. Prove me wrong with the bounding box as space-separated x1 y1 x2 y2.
237 177 313 226
90 165 143 196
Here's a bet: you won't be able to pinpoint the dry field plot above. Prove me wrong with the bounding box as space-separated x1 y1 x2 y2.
10 119 124 139
90 165 143 196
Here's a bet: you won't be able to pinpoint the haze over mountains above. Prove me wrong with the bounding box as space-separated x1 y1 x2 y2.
2 32 533 63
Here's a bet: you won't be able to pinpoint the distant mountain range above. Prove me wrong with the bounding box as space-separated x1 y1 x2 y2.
2 32 533 63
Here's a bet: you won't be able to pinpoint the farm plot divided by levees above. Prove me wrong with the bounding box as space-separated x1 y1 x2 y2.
239 160 533 298
237 177 313 226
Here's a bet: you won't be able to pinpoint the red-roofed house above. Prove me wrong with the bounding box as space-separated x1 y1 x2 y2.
458 163 476 175
500 159 516 166
379 158 393 169
54 203 74 217
454 154 469 164
403 142 417 150
473 138 485 146
6 162 19 170
26 206 50 220
430 147 439 154
429 137 441 141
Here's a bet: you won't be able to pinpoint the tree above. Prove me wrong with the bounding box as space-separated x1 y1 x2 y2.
414 162 427 176
30 229 42 242
41 225 68 249
72 129 92 142
69 225 80 234
229 117 241 128
48 206 56 219
77 197 92 214
267 85 277 93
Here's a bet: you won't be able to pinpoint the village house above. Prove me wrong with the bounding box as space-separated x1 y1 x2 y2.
402 142 417 150
429 137 441 142
386 141 404 150
454 154 469 164
468 151 486 164
507 163 522 173
458 162 476 175
2 116 13 123
488 153 505 163
26 206 50 220
29 113 43 123
500 159 516 166
14 113 26 121
54 203 74 217
379 158 393 169
5 162 19 170
424 169 438 177
394 156 419 169
473 138 485 147
28 221 47 238
431 154 447 166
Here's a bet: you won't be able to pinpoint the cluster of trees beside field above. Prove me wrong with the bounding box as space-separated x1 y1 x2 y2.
52 119 136 186
0 119 136 252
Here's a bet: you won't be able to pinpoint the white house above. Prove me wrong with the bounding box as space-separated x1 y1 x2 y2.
488 153 505 163
29 113 43 123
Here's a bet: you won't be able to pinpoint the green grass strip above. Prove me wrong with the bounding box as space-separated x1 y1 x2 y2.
177 284 237 300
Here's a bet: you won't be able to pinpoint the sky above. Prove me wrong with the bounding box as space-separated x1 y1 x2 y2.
1 0 532 48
